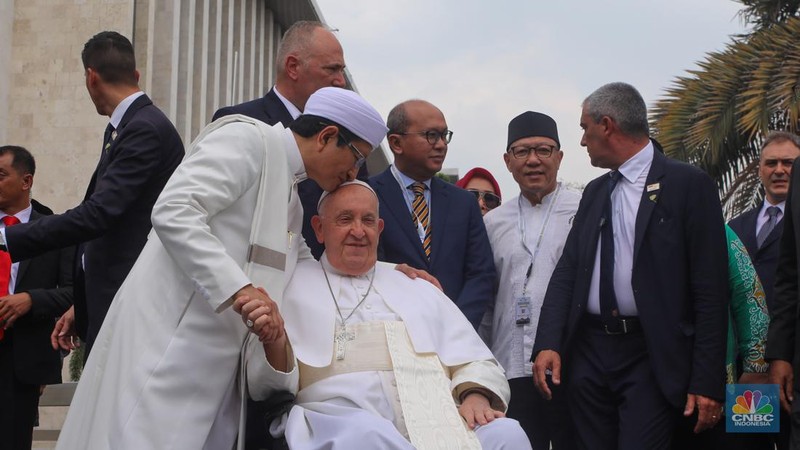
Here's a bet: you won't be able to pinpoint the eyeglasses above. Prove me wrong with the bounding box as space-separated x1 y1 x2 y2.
398 129 453 145
340 134 367 169
466 189 501 210
508 144 557 160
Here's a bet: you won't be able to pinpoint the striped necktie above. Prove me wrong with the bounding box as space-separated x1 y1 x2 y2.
411 182 431 259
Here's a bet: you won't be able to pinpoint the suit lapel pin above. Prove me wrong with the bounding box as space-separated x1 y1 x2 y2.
647 182 660 203
111 130 117 141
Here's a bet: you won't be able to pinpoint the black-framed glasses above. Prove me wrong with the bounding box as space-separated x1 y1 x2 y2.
398 129 453 145
340 134 367 169
466 189 501 210
508 144 557 160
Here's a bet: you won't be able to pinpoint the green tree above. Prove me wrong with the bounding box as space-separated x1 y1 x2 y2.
651 4 800 218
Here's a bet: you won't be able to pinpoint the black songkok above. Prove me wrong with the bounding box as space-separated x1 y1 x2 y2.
506 111 560 150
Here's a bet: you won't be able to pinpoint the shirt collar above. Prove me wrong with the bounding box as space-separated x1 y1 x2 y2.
282 127 307 181
616 140 654 183
391 165 431 190
273 86 302 120
109 91 145 129
1 204 32 225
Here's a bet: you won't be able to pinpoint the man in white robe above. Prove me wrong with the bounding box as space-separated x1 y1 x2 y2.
55 87 388 450
243 181 531 450
479 111 580 449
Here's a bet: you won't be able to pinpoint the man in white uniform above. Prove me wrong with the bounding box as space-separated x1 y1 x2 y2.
242 180 531 450
55 87 388 450
480 111 580 449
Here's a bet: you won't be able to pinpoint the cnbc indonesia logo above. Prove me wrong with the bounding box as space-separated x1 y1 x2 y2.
730 390 774 427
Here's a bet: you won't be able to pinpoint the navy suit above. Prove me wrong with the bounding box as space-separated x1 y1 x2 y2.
369 168 495 328
5 94 184 350
534 147 728 448
213 88 368 260
729 203 783 310
0 209 74 450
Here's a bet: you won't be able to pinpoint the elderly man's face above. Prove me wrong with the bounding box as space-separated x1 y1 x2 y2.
312 185 384 276
295 28 346 106
504 136 562 202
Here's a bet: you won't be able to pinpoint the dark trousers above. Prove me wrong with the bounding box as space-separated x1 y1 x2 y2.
507 376 577 450
567 325 675 450
0 337 40 450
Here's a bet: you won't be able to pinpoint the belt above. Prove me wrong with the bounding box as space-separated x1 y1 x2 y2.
584 314 642 335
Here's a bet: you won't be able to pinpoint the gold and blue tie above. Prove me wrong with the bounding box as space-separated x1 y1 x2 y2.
411 182 431 259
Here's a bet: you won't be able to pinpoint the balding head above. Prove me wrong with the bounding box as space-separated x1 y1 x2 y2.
275 21 346 111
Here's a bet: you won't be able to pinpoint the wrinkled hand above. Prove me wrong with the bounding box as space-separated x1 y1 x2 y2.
532 350 561 400
233 285 285 344
769 360 794 412
394 263 443 291
684 393 722 433
458 392 504 429
51 306 79 351
0 293 32 329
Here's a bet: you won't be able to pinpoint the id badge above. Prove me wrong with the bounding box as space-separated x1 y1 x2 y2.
515 296 531 325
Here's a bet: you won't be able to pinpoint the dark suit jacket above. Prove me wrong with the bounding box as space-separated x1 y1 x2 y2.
6 209 74 385
533 146 729 406
213 88 368 260
729 202 783 311
766 157 800 402
369 168 495 328
5 94 184 347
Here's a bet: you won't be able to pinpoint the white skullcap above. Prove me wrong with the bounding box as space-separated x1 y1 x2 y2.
303 87 388 149
317 179 378 211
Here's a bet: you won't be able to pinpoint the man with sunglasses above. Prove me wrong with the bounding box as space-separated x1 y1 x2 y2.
479 111 580 449
369 100 495 328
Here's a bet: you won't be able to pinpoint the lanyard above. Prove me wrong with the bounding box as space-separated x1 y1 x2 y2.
518 183 560 295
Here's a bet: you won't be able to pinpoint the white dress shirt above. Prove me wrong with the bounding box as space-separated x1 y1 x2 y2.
273 86 302 120
587 141 654 316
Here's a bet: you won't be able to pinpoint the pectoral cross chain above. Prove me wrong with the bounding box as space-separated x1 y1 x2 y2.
334 325 355 360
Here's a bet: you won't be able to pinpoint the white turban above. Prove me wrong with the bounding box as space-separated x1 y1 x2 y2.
303 87 388 149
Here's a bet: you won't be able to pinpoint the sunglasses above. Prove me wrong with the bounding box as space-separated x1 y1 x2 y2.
466 189 501 210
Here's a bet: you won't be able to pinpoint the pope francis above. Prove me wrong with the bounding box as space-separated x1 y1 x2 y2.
55 87 388 449
241 180 532 450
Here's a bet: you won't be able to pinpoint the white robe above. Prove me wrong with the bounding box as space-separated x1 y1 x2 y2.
56 118 310 449
248 256 528 450
479 185 581 379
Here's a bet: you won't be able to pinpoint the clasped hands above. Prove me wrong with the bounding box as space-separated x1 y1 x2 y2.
233 284 285 344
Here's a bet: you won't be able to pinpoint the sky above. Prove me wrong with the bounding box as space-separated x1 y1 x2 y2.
314 0 751 196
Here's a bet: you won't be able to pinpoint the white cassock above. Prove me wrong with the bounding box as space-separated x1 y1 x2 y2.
57 116 311 449
248 255 531 450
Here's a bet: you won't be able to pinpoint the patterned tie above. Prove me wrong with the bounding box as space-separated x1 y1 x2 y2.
599 171 620 323
757 206 780 248
411 182 431 259
0 215 19 341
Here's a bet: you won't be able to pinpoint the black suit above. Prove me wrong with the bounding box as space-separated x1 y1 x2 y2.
369 168 495 328
729 202 783 310
5 94 184 351
766 157 800 446
213 88 369 260
0 209 74 450
534 146 729 449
